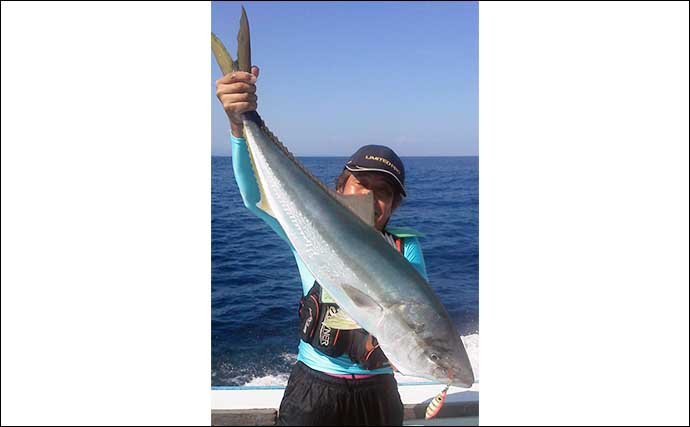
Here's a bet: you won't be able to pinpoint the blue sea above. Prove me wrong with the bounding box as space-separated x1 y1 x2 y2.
212 156 478 386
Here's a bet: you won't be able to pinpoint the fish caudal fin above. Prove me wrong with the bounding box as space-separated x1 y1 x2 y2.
211 32 238 75
237 6 251 72
211 6 251 76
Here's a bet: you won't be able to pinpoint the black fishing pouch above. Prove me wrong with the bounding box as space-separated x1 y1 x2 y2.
298 284 391 369
298 288 319 343
311 305 350 357
298 282 351 358
348 329 390 370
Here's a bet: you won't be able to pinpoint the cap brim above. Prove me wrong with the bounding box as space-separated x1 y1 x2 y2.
345 165 407 197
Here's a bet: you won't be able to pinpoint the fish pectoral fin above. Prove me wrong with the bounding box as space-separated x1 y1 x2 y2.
335 193 376 227
322 308 361 330
341 284 384 312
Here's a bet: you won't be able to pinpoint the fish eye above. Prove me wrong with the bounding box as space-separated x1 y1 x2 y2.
430 353 439 362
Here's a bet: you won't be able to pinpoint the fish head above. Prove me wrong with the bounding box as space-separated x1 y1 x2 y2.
429 339 475 388
386 308 475 388
417 334 475 388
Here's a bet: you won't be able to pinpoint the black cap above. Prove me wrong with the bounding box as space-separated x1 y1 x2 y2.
345 145 406 197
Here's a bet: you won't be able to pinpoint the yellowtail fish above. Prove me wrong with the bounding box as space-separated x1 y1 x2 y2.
211 7 475 388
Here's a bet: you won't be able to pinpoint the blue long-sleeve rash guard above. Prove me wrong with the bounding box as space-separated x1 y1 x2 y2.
230 134 429 375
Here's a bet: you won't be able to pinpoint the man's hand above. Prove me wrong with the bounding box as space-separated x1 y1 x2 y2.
215 65 260 137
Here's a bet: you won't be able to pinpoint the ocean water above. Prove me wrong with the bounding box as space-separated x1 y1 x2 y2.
212 156 478 386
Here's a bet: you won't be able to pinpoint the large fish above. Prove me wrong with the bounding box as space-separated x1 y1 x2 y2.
212 7 474 388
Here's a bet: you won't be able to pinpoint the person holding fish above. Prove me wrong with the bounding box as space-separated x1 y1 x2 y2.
216 66 434 426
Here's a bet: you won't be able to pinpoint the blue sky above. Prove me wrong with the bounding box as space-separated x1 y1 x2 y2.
211 1 478 156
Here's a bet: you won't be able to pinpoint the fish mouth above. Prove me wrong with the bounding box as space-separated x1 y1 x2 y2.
450 378 474 388
452 372 475 388
444 367 474 388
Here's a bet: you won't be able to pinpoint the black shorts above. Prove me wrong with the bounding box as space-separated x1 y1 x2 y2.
277 361 404 426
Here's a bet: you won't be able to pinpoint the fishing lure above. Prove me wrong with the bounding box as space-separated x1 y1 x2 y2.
425 383 451 420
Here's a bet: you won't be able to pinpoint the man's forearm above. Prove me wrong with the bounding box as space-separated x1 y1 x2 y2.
231 121 244 138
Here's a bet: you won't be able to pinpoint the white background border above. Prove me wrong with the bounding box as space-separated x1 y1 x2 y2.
2 1 688 425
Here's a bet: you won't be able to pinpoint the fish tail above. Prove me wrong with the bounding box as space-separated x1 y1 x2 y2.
211 32 238 75
236 6 251 72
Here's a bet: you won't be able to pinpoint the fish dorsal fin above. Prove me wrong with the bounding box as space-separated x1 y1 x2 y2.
322 308 362 330
335 193 375 227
